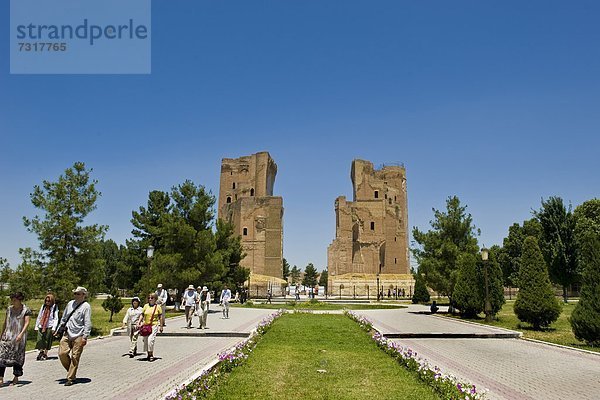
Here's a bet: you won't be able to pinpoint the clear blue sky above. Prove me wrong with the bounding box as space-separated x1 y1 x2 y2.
1 1 599 272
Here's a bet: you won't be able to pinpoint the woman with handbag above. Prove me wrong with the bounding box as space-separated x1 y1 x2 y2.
136 293 163 362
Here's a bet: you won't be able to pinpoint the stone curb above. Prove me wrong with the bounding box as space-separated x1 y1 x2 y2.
430 314 523 336
521 337 600 357
383 332 521 338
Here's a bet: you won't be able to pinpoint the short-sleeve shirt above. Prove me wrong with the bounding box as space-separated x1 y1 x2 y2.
141 304 162 325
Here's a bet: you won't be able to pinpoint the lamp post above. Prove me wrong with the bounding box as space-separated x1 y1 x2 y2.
376 273 380 302
146 245 154 273
481 248 493 323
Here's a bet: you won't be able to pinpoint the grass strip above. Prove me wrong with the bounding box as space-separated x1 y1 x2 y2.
445 300 598 352
204 313 439 400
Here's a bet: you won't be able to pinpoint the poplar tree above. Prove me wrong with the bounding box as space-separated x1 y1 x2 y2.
534 197 577 303
570 232 600 345
514 236 561 330
453 253 483 318
412 273 430 304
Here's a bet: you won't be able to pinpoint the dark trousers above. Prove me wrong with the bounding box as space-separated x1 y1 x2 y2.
0 364 24 378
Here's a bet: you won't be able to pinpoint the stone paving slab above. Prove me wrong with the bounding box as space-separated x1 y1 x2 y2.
352 307 600 400
356 306 521 337
0 308 276 400
395 338 600 400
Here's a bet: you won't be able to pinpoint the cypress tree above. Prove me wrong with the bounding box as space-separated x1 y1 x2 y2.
570 233 600 345
412 273 430 304
514 236 561 330
453 253 483 318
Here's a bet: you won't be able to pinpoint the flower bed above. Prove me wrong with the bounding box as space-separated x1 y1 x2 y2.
345 311 487 400
165 310 284 400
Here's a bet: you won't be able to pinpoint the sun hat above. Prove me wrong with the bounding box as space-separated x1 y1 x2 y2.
202 286 208 291
187 284 195 290
157 283 163 288
72 286 88 294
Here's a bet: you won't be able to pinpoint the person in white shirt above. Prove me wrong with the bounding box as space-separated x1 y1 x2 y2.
155 284 168 327
57 286 92 386
121 297 144 357
197 286 211 329
181 285 198 328
34 293 59 361
220 285 232 319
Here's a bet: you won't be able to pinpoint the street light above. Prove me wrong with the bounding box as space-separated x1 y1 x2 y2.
376 272 380 302
481 248 493 322
146 245 154 273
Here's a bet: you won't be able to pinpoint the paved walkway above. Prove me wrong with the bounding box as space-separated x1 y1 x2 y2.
355 306 600 400
5 305 599 399
0 307 275 400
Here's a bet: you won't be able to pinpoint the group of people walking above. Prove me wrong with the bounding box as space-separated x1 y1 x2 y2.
0 282 235 388
0 286 92 387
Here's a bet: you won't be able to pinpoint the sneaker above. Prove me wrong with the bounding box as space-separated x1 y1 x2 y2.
36 353 43 361
65 380 74 386
128 352 134 358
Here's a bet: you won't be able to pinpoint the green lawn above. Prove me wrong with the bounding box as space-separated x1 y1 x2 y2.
206 313 439 400
449 300 598 352
0 297 185 351
233 300 405 311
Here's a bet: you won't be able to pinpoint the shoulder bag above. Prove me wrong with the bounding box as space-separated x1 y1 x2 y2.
139 305 158 337
54 301 85 338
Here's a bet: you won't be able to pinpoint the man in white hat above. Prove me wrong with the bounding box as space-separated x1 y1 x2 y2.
181 285 198 328
155 283 168 327
56 286 92 386
198 286 211 329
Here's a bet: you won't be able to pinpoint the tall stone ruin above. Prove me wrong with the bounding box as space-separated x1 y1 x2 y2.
327 159 414 297
218 152 284 292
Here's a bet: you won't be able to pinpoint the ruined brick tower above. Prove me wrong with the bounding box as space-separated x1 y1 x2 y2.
327 160 413 296
218 152 284 280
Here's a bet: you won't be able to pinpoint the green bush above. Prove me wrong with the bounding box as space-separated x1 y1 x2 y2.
514 237 561 329
412 274 430 304
570 233 600 345
102 292 124 322
453 254 483 318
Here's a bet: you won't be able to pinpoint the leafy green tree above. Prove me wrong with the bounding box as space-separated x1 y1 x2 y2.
514 236 561 330
412 196 480 307
99 239 121 292
318 269 328 290
302 263 319 288
22 162 107 298
412 273 430 304
453 253 483 318
487 248 506 316
102 291 124 322
534 197 578 303
0 258 11 309
131 180 245 294
574 199 600 270
290 265 301 285
282 258 291 282
569 232 600 345
497 219 542 288
8 248 45 301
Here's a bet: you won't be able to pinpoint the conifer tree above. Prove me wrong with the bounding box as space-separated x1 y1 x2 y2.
514 236 561 330
453 253 483 318
412 273 430 304
570 233 600 345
